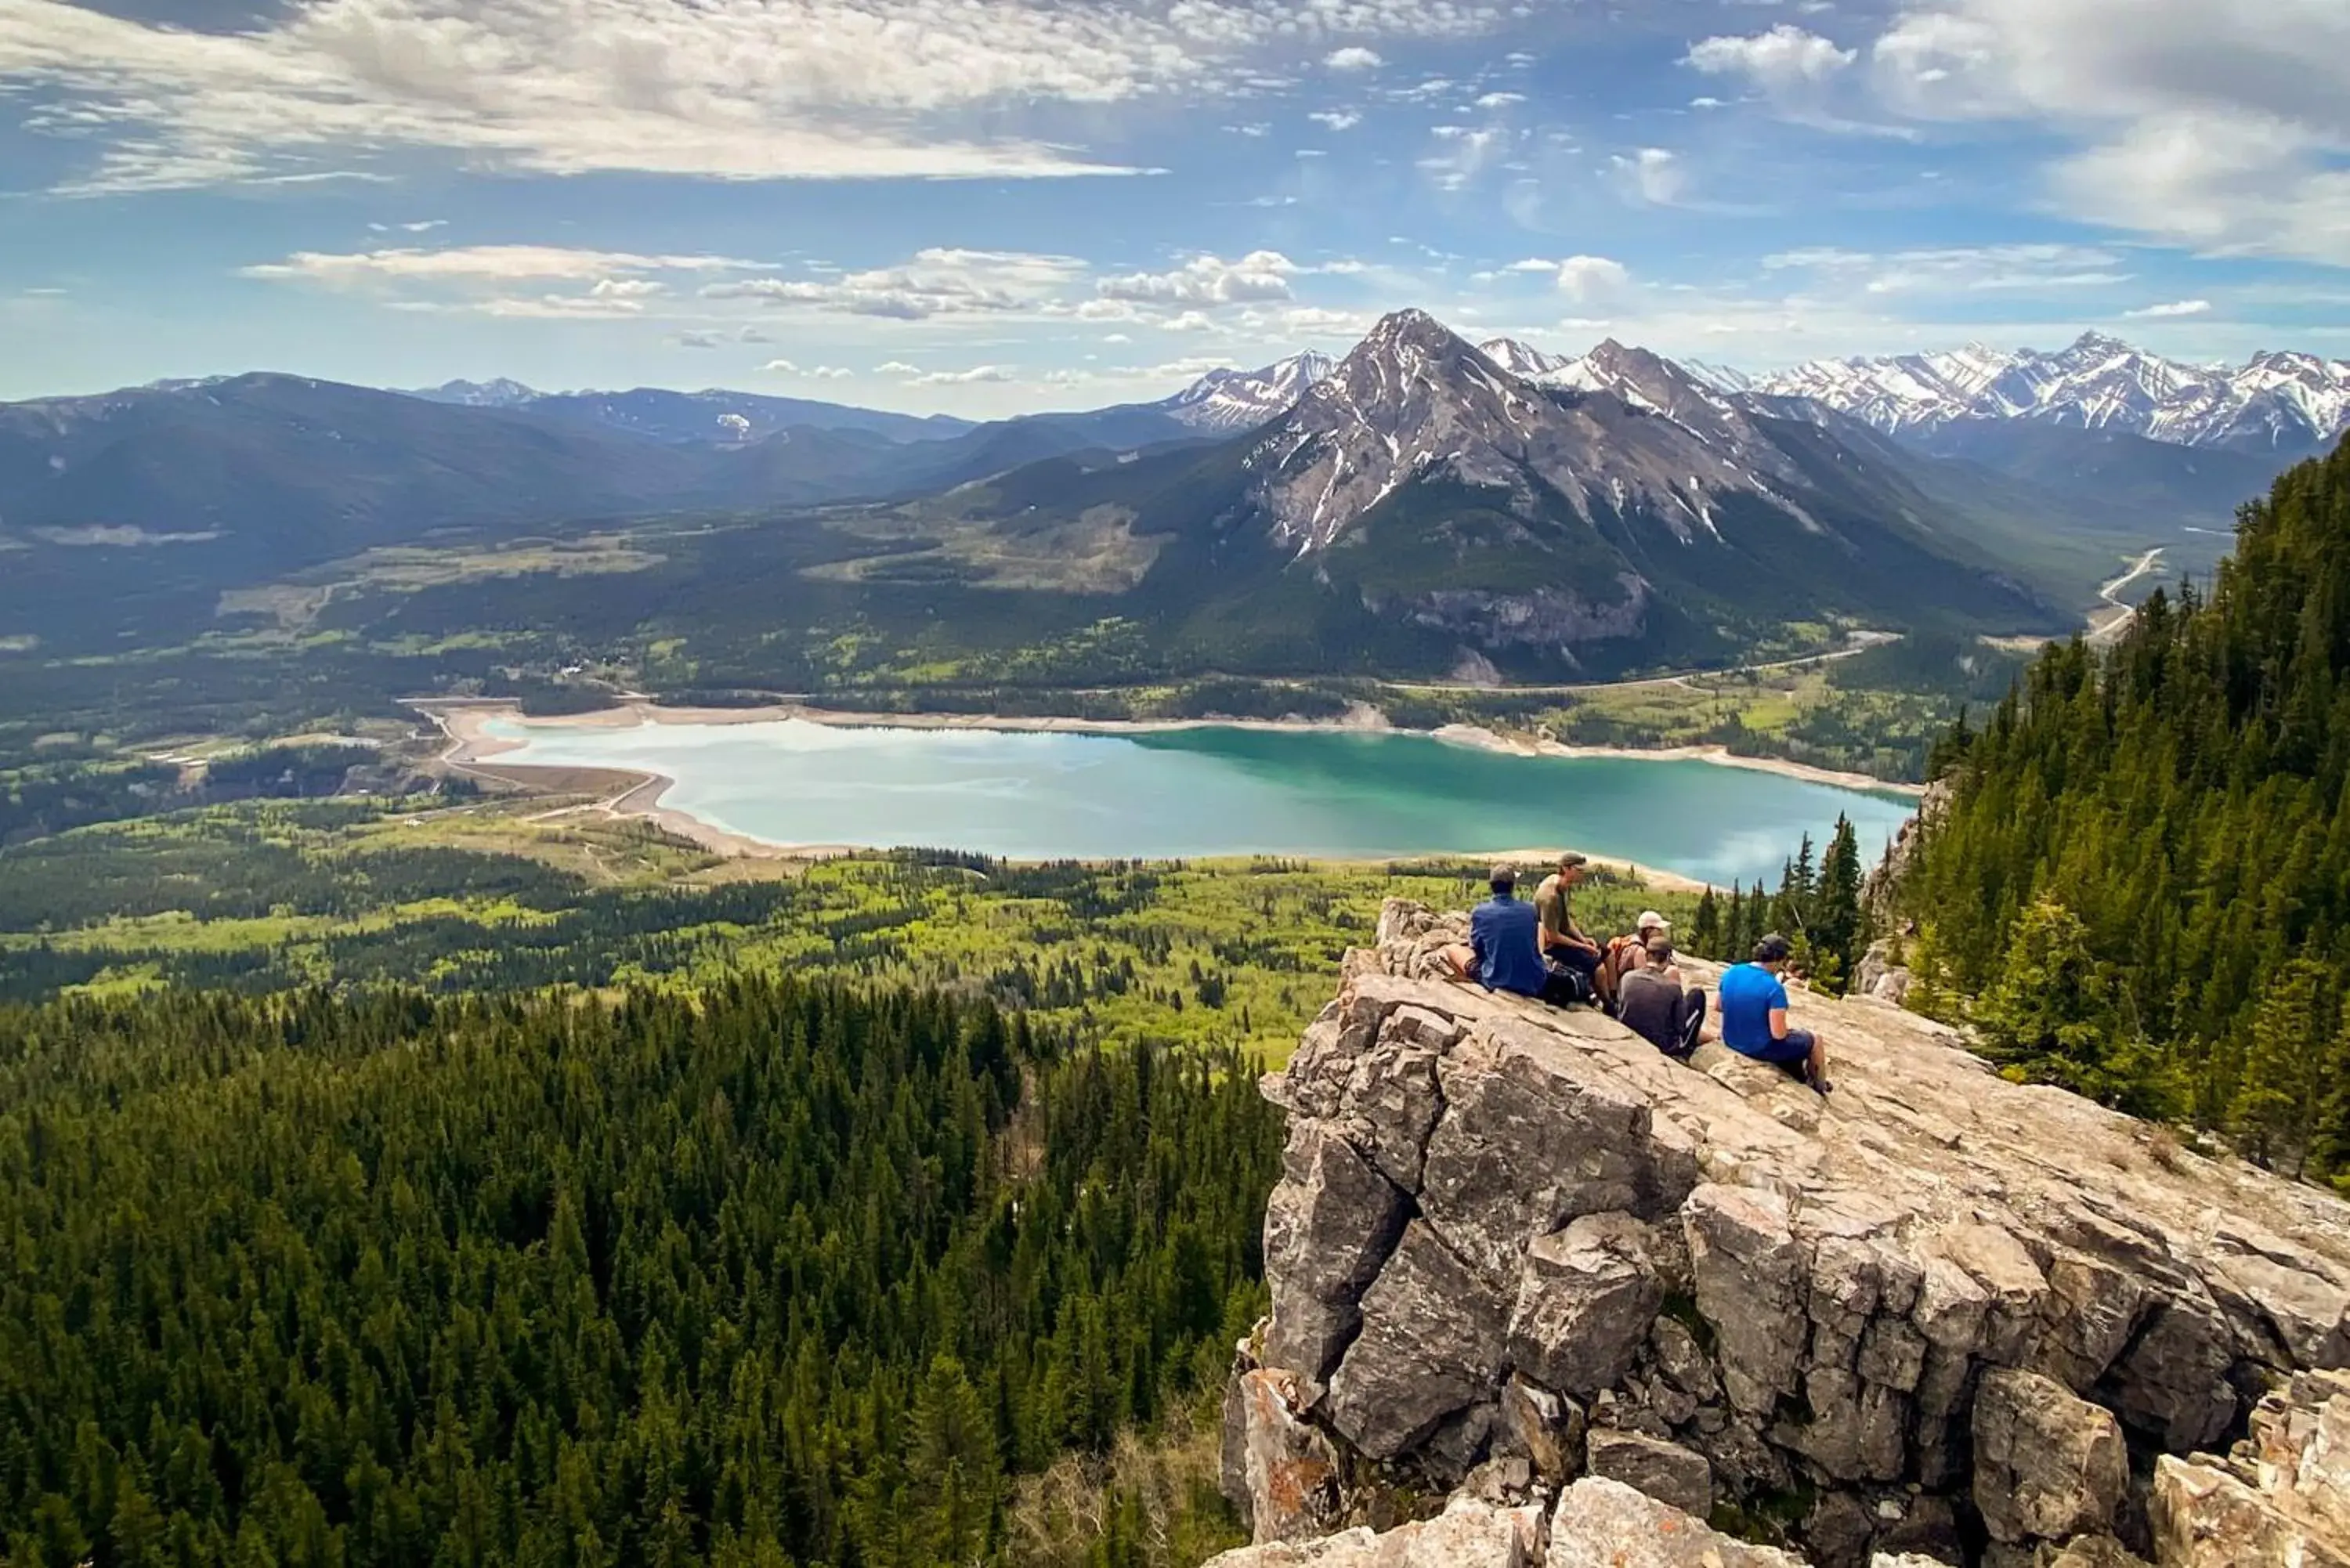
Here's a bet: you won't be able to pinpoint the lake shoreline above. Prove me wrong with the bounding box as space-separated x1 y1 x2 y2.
418 695 1922 797
414 699 1774 891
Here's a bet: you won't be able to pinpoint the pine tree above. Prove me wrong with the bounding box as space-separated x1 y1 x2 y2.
1690 887 1722 959
2230 958 2332 1174
1813 815 1865 992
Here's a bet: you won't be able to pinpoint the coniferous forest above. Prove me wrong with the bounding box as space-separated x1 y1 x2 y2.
0 979 1280 1566
1900 439 2350 1174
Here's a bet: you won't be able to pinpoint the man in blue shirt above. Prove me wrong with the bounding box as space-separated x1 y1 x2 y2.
1441 864 1556 999
1717 932 1831 1093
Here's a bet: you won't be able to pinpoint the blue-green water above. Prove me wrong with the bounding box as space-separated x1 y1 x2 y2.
484 718 1916 886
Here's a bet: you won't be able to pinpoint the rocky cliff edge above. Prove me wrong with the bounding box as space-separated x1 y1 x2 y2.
1212 899 2350 1567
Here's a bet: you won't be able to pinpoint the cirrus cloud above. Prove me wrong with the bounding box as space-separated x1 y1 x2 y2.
0 0 1513 195
238 244 765 285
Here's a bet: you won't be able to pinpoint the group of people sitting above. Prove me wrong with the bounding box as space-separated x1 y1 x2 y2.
1439 852 1831 1095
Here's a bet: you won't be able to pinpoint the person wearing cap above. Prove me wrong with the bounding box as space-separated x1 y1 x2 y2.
1441 864 1554 999
1717 932 1831 1093
1534 852 1603 989
1616 936 1708 1059
1597 909 1672 1011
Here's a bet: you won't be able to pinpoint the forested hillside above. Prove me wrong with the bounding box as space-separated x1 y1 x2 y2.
0 980 1278 1566
1900 439 2350 1173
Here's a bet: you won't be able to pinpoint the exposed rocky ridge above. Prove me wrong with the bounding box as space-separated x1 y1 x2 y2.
1215 898 2350 1567
1242 311 1842 556
1170 352 1338 432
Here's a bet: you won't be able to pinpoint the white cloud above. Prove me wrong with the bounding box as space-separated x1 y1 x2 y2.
1864 0 2350 264
674 329 724 348
1473 92 1524 109
2124 298 2214 318
809 365 854 378
367 219 446 233
1761 242 2130 294
1611 147 1686 205
589 277 667 300
240 245 761 285
1505 257 1559 273
910 364 1012 385
1309 110 1363 131
1684 25 1856 96
0 0 1514 194
762 359 804 374
1554 255 1631 304
737 326 773 344
471 293 653 318
705 247 1086 319
1097 250 1296 305
874 360 923 374
1421 124 1509 191
1159 309 1221 332
1325 46 1384 72
1278 305 1370 334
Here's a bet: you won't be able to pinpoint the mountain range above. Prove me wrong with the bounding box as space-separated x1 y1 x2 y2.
403 327 2349 464
1734 333 2350 454
5 312 2338 684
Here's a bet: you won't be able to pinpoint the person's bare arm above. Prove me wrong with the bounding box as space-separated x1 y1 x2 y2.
1769 1005 1791 1042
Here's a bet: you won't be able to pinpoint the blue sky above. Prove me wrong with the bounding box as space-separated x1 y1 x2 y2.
2 0 2347 414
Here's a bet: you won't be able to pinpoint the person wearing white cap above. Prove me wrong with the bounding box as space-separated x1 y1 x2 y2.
1596 909 1672 1011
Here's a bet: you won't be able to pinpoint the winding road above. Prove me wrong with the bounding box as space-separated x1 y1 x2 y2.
2088 547 2166 646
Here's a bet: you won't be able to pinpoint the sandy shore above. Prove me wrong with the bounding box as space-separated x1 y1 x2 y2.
411 697 1907 888
1426 724 1925 798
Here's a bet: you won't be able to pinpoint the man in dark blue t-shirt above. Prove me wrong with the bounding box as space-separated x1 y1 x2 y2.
1717 932 1831 1093
1441 865 1556 999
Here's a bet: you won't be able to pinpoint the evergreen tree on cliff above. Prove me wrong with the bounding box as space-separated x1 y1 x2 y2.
1902 437 2350 1176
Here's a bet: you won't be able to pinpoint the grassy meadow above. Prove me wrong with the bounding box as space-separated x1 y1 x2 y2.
0 789 1698 1061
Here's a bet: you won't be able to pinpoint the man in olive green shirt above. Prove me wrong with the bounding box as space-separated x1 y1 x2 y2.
1534 852 1603 991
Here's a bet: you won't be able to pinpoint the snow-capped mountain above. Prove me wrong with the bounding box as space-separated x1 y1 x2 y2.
1162 351 1334 431
407 378 543 408
1248 312 1866 554
1476 338 1571 379
1748 334 2350 454
1220 309 2051 654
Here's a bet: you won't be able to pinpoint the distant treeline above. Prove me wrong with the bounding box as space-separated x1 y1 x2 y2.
0 742 402 847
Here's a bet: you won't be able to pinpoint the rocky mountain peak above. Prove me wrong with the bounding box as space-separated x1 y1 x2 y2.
1246 309 1834 558
1166 350 1336 431
1478 337 1570 379
1213 898 2350 1567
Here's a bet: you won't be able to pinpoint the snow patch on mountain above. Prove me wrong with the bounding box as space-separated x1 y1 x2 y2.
1243 311 1826 555
406 378 544 408
1748 334 2350 453
1164 352 1335 432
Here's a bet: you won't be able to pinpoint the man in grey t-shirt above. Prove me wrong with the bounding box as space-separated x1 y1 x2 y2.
1614 938 1707 1059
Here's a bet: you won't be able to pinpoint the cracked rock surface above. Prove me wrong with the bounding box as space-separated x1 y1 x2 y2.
1224 899 2350 1566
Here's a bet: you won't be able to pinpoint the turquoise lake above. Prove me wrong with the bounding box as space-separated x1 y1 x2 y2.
483 718 1918 887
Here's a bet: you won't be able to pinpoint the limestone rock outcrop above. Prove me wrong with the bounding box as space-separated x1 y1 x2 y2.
1204 1479 1794 1568
2150 1367 2350 1566
1224 898 2350 1566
